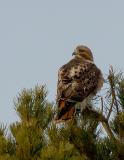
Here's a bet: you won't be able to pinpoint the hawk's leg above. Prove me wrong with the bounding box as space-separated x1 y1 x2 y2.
75 95 93 117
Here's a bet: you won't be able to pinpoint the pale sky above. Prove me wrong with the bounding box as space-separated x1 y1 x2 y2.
0 0 124 124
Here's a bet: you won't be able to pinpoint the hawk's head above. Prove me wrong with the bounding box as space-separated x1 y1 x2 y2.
72 45 93 61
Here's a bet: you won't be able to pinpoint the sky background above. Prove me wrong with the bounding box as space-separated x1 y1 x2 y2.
0 0 124 124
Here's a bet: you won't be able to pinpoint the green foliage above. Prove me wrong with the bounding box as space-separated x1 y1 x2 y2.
10 85 53 160
117 80 124 109
96 138 111 160
0 125 16 160
41 122 88 160
0 69 124 160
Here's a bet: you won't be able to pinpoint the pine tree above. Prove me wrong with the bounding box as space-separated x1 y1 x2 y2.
0 68 124 160
0 124 16 160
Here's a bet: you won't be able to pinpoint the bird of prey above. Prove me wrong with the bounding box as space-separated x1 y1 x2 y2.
55 45 104 122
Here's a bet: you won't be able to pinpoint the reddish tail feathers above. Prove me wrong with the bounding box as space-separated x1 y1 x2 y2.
55 100 75 123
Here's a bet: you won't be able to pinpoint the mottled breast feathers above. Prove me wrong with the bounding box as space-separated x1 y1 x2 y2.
57 58 103 102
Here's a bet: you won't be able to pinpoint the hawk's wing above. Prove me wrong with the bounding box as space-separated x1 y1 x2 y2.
56 58 103 121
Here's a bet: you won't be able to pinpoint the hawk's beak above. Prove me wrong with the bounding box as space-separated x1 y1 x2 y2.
72 52 76 56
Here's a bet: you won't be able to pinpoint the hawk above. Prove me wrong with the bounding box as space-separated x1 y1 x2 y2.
56 45 104 122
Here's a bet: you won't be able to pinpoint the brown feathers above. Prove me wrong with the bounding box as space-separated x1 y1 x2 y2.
55 46 103 122
55 100 76 122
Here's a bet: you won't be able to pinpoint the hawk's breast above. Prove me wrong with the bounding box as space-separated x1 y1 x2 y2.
57 58 103 102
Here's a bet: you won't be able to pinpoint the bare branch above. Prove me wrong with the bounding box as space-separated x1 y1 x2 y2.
82 107 116 141
107 95 114 120
106 67 119 120
100 96 104 113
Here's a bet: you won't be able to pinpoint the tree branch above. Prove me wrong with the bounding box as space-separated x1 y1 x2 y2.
82 107 116 141
108 66 119 115
107 95 114 120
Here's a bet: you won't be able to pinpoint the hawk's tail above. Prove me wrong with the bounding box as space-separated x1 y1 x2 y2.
55 100 76 123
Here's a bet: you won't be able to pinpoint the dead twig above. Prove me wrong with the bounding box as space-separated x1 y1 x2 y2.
101 96 104 113
107 95 114 120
